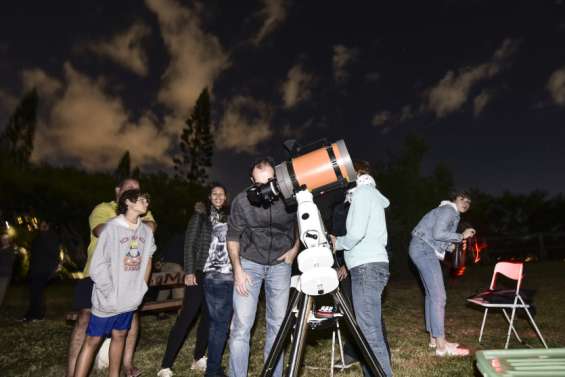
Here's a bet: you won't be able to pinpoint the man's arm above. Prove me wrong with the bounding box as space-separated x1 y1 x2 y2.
277 227 300 264
228 240 251 296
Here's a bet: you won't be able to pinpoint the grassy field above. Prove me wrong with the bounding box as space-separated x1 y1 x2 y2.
1 261 563 377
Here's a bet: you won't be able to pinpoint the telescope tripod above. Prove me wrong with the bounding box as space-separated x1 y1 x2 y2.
260 287 387 377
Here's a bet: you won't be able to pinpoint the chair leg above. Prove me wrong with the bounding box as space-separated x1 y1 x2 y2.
523 307 548 349
479 308 489 343
505 307 518 349
501 308 523 344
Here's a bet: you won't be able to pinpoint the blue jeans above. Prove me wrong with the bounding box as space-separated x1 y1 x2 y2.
409 237 446 338
204 273 234 377
350 262 392 377
228 258 291 377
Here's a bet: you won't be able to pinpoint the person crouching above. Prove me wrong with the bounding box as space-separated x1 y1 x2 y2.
74 190 155 377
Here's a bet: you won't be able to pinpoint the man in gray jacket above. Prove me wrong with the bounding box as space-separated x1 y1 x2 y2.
227 158 299 377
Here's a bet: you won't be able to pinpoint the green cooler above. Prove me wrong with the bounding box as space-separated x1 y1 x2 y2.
476 348 565 376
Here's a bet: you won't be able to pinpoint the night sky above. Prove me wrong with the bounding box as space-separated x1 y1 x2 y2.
1 0 564 195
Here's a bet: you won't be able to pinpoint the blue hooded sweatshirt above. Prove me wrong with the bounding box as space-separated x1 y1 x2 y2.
335 182 390 269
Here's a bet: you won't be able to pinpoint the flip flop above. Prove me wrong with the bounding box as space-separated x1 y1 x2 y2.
435 344 469 357
428 341 459 349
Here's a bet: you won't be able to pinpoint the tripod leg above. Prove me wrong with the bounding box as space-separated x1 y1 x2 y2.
333 290 387 377
260 289 302 377
286 294 313 377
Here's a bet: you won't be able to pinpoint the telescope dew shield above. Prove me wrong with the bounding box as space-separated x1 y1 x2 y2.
275 139 356 200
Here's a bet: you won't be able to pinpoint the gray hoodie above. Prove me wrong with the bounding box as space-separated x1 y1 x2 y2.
89 215 156 317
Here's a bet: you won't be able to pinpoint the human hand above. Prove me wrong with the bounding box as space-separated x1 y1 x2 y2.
462 228 476 239
184 273 197 286
234 269 252 296
277 248 298 265
337 265 348 281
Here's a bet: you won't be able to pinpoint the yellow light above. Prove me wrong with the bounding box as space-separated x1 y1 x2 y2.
59 249 65 262
71 272 84 279
17 217 23 225
6 227 16 238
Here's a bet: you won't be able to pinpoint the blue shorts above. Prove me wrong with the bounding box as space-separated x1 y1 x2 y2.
86 311 134 337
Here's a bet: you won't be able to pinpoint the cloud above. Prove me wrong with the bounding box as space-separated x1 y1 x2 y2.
32 63 172 170
253 0 287 45
21 68 63 98
333 45 358 83
424 38 518 118
547 66 565 106
216 96 272 153
473 90 493 116
87 22 151 76
146 0 230 115
280 64 313 108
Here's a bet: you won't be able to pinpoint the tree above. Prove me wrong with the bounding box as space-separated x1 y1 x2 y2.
0 89 39 166
114 150 131 181
173 88 214 184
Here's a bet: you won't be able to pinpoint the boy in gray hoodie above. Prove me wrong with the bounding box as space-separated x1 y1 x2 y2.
74 189 155 377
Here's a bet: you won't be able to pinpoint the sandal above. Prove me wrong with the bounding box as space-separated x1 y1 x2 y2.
435 344 469 357
428 340 459 349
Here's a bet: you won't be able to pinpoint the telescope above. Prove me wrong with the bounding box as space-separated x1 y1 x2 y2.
246 139 356 206
255 140 387 377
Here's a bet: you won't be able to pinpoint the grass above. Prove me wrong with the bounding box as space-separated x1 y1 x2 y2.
1 261 564 377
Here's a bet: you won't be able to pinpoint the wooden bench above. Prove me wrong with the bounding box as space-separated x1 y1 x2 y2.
65 271 185 321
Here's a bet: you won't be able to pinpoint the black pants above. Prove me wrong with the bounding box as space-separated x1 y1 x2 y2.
26 272 52 319
161 271 209 368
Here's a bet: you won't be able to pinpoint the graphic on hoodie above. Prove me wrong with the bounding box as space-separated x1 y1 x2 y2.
122 236 145 271
203 222 231 274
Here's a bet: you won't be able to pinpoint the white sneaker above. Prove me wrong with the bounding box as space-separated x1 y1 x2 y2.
157 368 174 377
190 356 207 371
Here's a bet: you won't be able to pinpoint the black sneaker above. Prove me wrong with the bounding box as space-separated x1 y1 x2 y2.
334 353 359 369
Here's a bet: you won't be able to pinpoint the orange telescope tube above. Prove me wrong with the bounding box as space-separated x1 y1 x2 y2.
275 140 356 199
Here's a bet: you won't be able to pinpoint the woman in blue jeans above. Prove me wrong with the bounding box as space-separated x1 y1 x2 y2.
158 183 232 377
201 184 233 377
409 191 475 357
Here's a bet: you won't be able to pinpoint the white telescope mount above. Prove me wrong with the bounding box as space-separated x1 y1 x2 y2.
260 189 386 377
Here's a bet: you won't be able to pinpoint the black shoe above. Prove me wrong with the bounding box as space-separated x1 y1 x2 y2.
334 353 359 369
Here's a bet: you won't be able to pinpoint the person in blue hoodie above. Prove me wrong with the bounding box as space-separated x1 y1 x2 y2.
409 191 475 357
331 161 393 377
74 189 155 377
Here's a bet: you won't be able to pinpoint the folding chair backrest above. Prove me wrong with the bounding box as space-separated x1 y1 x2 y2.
489 262 524 292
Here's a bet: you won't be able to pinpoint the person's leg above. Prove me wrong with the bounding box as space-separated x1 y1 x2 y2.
193 271 209 361
122 312 140 376
109 329 128 377
350 263 392 377
28 273 49 319
204 276 234 376
0 276 9 307
264 262 291 377
228 259 264 377
161 282 204 368
67 309 91 377
73 335 103 377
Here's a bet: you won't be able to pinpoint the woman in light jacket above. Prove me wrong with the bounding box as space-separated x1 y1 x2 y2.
409 191 475 357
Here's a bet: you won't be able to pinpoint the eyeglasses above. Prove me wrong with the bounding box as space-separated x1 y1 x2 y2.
136 197 150 204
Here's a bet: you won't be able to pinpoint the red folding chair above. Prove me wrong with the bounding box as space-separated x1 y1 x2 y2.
467 261 548 349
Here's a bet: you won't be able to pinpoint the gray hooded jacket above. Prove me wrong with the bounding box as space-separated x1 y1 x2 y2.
90 215 156 317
